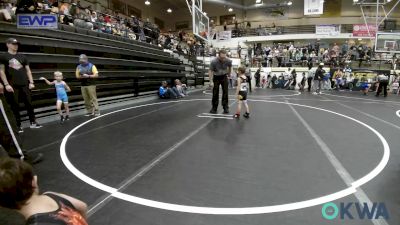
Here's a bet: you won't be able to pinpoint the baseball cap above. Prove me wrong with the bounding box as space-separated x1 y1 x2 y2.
6 38 19 45
79 54 88 62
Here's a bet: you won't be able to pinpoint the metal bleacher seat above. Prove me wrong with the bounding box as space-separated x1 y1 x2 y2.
75 27 88 35
87 30 100 37
0 21 197 123
60 24 76 33
97 32 110 39
115 36 124 42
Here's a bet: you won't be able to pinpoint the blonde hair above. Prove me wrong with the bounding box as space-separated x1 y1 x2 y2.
54 71 63 77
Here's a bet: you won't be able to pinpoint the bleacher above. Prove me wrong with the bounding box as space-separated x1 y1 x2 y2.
0 22 204 120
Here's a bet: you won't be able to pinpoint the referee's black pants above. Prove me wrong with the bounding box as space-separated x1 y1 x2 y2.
212 75 229 110
376 81 388 97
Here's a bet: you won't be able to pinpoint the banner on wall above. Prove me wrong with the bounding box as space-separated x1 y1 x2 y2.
304 0 323 15
315 25 341 36
217 31 232 41
353 24 377 37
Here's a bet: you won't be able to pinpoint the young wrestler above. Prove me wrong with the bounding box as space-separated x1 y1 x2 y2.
40 71 71 123
234 67 250 119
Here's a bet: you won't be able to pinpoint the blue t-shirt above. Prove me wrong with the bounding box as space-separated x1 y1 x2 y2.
159 86 167 96
323 73 330 81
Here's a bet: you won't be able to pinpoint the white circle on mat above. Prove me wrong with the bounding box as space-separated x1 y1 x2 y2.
60 99 390 215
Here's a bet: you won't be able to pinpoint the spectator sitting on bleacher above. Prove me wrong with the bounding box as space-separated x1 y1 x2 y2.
16 0 37 14
59 2 74 25
104 23 112 34
174 79 187 97
96 14 104 23
90 11 97 23
159 81 179 99
73 5 93 30
0 2 15 22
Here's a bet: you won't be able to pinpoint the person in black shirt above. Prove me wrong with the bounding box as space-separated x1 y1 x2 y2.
0 38 42 133
209 49 232 114
16 0 38 14
245 64 252 92
254 67 261 88
313 63 325 95
359 49 365 68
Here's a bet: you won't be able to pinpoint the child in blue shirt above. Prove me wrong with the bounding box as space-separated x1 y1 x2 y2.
158 81 179 99
40 71 71 123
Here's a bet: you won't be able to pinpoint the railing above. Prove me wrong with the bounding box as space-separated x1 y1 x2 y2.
216 24 398 38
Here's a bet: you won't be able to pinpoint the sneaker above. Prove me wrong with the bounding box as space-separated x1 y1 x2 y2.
24 153 43 164
223 108 229 114
60 115 65 124
30 123 42 129
243 112 250 118
94 112 101 117
233 113 240 118
312 92 317 95
84 113 92 117
65 115 70 121
209 108 217 114
17 127 24 133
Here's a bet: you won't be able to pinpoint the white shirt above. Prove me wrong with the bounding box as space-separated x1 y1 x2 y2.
308 68 316 78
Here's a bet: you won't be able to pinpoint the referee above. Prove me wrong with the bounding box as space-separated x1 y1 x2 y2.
209 49 232 114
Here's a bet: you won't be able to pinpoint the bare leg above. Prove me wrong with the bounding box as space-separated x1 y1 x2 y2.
244 100 250 113
64 102 70 116
56 101 63 116
236 100 242 115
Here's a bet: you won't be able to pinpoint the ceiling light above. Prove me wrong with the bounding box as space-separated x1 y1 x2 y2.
287 1 293 6
167 8 172 13
353 0 359 2
228 8 233 12
145 0 150 5
256 0 262 3
387 0 392 2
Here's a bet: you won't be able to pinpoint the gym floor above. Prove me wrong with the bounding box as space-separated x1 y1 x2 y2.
10 89 400 224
